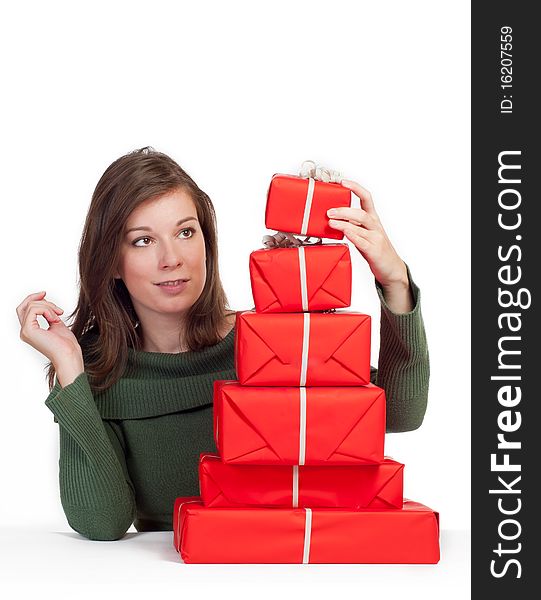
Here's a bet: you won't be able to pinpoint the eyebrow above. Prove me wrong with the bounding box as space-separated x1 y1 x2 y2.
125 216 198 235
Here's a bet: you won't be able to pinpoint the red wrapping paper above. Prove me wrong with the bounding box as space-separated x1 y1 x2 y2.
249 244 352 313
235 310 371 386
173 496 200 553
214 380 385 465
265 174 351 240
199 452 403 508
173 497 440 564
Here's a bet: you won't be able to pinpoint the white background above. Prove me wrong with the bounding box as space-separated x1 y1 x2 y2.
1 0 470 597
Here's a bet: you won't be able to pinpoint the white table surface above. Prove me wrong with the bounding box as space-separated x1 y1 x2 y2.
0 526 470 599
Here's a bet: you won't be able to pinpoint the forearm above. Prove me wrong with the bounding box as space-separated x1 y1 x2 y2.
379 279 414 315
45 373 136 540
54 351 85 389
57 425 136 541
377 261 414 315
374 266 430 432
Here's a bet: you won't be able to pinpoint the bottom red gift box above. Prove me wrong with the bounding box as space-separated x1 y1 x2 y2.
173 497 440 564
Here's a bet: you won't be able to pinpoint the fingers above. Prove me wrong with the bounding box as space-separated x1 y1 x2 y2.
19 302 61 343
328 217 372 241
25 302 62 328
16 292 64 326
329 218 386 255
341 225 372 254
340 179 377 215
329 216 383 238
327 207 378 230
328 218 377 240
17 292 64 317
16 291 45 322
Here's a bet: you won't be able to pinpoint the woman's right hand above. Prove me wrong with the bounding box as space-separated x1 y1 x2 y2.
17 291 83 367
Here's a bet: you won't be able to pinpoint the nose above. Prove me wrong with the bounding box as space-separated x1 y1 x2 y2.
158 239 184 271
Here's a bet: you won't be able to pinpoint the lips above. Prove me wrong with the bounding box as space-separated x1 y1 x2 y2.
155 278 189 286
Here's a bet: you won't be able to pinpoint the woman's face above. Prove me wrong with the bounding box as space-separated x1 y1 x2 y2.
115 188 207 320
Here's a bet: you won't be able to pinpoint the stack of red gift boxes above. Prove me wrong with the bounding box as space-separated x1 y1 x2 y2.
173 172 440 564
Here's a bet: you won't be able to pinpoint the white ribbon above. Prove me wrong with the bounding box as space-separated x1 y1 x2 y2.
299 160 342 237
300 313 310 386
297 313 310 466
298 246 308 311
300 177 315 236
298 387 307 466
302 508 312 564
292 465 299 508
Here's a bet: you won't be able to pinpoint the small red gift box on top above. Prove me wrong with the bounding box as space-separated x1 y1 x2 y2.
235 310 371 387
199 453 404 509
265 174 351 240
173 498 440 564
213 381 385 465
249 244 352 313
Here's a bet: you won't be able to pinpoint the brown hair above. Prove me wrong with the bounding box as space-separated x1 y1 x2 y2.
46 146 232 394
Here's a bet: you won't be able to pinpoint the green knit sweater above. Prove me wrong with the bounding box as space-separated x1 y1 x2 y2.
44 275 429 541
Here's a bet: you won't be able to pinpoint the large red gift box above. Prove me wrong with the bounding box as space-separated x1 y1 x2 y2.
249 244 352 313
173 496 200 554
199 452 403 508
265 174 351 240
235 310 371 386
213 380 385 465
173 497 440 564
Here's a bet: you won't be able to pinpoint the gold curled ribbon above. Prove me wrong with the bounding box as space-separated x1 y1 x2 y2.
262 232 323 249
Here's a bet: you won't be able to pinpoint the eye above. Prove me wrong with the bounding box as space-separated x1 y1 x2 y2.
131 228 195 247
178 227 195 239
132 237 152 247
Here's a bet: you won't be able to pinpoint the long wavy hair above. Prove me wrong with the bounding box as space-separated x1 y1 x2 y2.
46 147 232 394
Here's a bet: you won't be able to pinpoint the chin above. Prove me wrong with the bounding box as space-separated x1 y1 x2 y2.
160 299 195 312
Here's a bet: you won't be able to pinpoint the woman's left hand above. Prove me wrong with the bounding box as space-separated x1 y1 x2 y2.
328 179 413 313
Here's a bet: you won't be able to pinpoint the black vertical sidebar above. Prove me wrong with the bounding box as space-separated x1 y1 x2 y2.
472 2 540 597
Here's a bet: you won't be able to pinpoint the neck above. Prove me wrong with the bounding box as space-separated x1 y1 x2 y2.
137 313 189 354
142 337 189 353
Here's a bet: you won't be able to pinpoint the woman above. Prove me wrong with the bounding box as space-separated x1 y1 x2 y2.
16 147 429 540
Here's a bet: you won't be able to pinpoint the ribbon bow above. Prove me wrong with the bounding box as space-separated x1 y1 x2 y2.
299 159 343 184
262 232 323 248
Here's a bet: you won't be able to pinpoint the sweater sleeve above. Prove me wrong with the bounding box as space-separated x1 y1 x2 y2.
370 264 430 433
45 372 136 541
